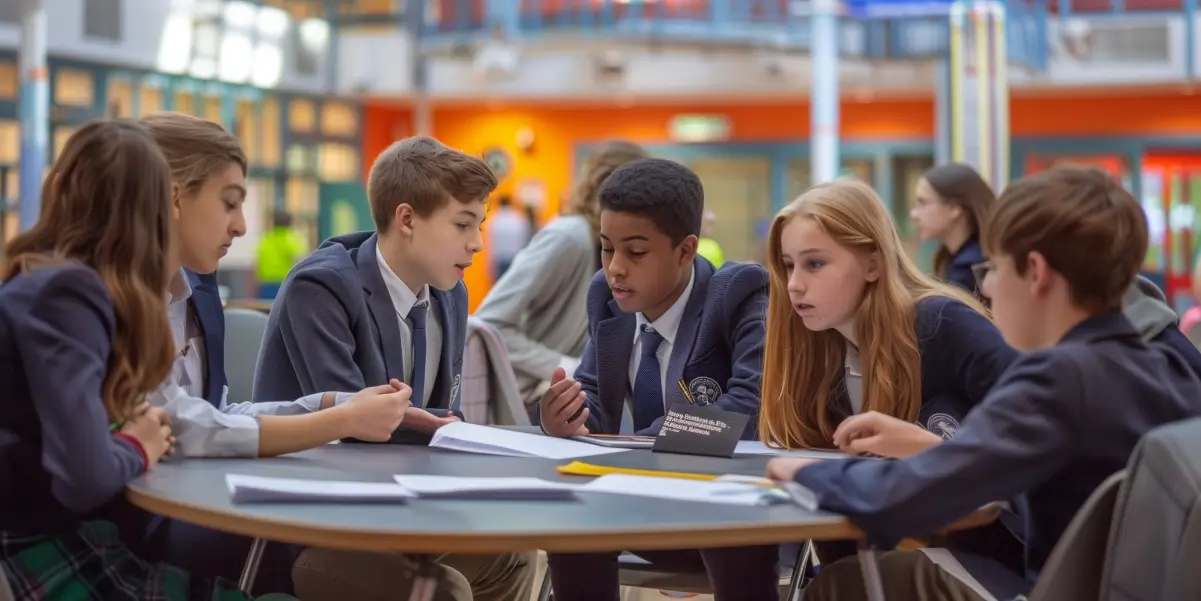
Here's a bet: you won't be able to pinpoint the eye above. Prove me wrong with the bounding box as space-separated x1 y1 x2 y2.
600 247 613 254
629 251 647 258
782 261 794 273
456 223 471 231
805 260 826 271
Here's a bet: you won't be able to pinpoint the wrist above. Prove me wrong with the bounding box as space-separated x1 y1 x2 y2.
113 432 150 472
320 392 336 410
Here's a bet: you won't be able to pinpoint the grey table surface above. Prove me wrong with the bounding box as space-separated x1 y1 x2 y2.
125 442 860 554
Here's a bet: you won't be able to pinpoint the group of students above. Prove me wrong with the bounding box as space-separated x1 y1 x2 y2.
1 112 1199 601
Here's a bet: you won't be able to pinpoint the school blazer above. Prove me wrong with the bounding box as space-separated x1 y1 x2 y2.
944 237 984 295
573 257 768 438
185 269 227 408
252 232 466 444
793 313 1201 587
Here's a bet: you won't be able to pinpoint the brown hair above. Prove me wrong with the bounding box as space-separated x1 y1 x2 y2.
570 140 649 241
760 179 988 449
922 163 996 279
985 165 1148 314
139 112 247 193
3 119 176 422
367 136 498 230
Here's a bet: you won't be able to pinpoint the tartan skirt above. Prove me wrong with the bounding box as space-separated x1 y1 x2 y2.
0 521 295 601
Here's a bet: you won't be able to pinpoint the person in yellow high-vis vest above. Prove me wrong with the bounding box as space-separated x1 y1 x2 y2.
256 210 309 299
697 209 725 266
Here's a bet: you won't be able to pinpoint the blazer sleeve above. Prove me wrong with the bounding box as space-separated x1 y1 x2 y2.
274 268 367 395
921 298 1018 408
475 227 591 380
793 351 1079 548
18 269 146 515
713 265 769 426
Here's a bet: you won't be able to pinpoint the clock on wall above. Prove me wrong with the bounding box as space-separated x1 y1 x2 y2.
482 147 512 179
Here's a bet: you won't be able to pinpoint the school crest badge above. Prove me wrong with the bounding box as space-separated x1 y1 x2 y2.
449 374 461 406
926 413 960 439
688 377 722 406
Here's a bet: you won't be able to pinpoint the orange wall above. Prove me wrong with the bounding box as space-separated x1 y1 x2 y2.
1009 91 1201 136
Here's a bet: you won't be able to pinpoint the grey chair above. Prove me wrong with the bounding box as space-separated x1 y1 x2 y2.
222 307 270 404
462 317 530 425
1026 470 1125 601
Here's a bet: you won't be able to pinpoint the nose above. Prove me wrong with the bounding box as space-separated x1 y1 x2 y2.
469 228 483 255
908 206 920 221
607 252 627 278
787 267 806 297
231 206 247 238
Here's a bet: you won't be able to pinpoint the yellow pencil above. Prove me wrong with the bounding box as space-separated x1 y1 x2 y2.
677 379 696 404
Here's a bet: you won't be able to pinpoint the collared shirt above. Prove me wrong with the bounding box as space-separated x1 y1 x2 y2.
147 269 352 458
376 247 442 405
627 266 696 413
845 343 864 413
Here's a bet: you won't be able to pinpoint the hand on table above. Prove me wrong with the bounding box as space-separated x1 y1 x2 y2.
401 407 461 434
340 379 412 441
121 402 174 467
539 367 590 437
832 411 942 458
765 457 819 483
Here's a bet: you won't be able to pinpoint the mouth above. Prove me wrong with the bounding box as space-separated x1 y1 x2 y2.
611 284 633 299
219 244 231 257
793 303 815 314
454 263 471 275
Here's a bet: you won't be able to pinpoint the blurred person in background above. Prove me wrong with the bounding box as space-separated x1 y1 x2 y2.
475 140 649 416
909 163 994 295
696 209 726 266
485 195 531 280
257 209 309 300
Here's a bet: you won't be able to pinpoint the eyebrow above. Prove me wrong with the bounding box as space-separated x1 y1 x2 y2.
226 184 248 200
599 234 650 243
795 248 825 256
457 209 484 221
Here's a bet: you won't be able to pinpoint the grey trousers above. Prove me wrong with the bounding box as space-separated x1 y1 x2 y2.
292 549 538 601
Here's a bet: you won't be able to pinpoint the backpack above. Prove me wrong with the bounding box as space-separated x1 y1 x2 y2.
1101 416 1201 601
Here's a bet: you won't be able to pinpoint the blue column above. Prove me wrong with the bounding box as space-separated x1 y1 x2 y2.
810 0 840 184
406 0 431 136
18 0 49 231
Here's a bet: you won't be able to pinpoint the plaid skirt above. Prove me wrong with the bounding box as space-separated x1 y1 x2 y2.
0 521 295 601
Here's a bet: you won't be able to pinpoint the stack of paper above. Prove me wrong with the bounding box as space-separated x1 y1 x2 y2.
430 422 630 460
735 441 851 459
226 474 413 504
392 475 579 501
581 474 793 507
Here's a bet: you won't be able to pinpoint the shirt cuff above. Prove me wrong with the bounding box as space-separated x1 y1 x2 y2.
333 392 355 406
558 355 582 378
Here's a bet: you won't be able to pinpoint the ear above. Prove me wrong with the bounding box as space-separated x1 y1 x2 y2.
1025 250 1054 298
678 234 699 266
171 183 183 220
864 250 882 283
393 203 414 237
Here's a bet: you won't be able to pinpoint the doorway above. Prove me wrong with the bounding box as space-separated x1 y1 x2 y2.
687 156 773 264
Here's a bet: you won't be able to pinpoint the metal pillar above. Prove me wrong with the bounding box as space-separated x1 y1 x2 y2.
406 0 432 137
18 0 49 231
810 0 841 184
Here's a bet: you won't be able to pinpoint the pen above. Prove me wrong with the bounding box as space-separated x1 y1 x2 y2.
677 379 696 404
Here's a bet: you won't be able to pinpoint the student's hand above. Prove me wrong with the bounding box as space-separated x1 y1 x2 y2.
832 411 942 458
539 367 590 438
766 457 819 482
401 407 461 434
342 379 412 442
121 403 174 466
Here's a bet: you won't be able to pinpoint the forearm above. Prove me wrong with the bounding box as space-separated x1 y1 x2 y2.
256 407 351 457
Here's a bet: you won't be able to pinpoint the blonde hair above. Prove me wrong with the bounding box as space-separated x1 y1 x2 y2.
569 140 649 241
140 112 247 193
759 179 988 449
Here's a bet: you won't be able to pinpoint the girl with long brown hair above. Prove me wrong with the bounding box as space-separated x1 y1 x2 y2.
0 119 294 601
909 163 995 294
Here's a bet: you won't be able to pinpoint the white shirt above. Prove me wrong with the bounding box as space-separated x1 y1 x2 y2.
376 247 442 406
844 343 864 413
147 269 353 458
627 266 696 414
487 207 532 261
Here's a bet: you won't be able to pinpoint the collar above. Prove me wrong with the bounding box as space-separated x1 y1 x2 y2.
167 268 193 306
949 237 984 268
1059 312 1139 345
634 265 695 346
375 244 430 319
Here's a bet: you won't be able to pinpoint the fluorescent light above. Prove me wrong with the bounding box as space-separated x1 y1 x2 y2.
219 33 254 83
223 1 257 30
251 44 283 88
298 19 329 50
256 6 289 40
156 13 193 74
189 56 217 80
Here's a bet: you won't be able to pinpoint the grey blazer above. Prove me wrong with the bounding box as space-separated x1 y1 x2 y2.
474 214 595 405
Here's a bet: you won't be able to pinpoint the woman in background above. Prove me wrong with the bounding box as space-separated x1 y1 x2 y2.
909 163 995 294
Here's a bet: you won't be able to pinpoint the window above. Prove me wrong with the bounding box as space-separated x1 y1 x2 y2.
84 0 123 42
285 176 318 215
53 126 77 161
285 144 314 173
318 143 359 181
0 121 17 163
53 69 94 108
261 96 282 168
203 96 223 124
174 91 195 116
139 83 163 115
107 77 134 118
320 102 358 137
0 62 16 100
235 100 260 164
287 98 316 133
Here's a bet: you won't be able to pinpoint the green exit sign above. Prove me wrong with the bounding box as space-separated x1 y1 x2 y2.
669 115 732 143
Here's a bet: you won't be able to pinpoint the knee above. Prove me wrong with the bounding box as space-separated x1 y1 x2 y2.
804 551 931 601
292 548 472 601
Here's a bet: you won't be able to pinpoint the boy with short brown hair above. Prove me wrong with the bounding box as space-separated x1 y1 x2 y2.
768 166 1201 601
255 136 535 601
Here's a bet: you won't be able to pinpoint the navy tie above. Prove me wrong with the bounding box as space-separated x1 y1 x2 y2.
408 301 428 408
631 327 665 431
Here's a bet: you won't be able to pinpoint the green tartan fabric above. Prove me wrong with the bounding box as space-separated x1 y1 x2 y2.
0 521 295 601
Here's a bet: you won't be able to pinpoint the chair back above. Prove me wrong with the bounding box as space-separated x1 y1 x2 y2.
462 317 530 425
1027 471 1125 601
223 307 270 404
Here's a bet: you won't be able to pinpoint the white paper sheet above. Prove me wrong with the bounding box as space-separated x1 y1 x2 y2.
226 474 413 504
430 422 630 460
735 441 851 460
392 475 579 500
580 474 793 507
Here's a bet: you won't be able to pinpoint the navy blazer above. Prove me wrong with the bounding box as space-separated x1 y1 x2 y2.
185 269 226 408
573 257 768 438
0 263 145 536
253 232 466 444
943 237 984 295
826 296 1017 439
794 313 1201 589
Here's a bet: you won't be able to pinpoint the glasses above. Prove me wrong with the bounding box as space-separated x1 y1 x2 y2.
971 260 993 288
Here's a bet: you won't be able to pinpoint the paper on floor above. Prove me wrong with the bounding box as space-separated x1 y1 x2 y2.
430 422 630 460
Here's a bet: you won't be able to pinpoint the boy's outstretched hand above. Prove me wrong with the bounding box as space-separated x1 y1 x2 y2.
340 379 412 442
539 367 590 437
832 411 942 458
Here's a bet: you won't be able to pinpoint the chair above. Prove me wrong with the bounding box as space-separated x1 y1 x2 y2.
1186 321 1201 348
0 566 14 601
222 307 270 404
1025 471 1125 601
461 317 530 425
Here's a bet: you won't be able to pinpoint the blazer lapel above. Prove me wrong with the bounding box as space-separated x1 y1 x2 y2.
666 260 712 408
355 235 407 382
596 299 635 429
186 270 225 407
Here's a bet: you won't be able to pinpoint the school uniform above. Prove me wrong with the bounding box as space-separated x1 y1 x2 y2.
0 262 291 601
253 231 466 444
546 257 781 601
943 237 984 294
568 256 769 438
796 312 1201 601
